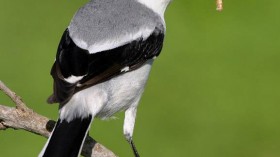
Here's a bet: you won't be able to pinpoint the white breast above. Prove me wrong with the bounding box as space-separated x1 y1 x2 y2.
59 60 154 122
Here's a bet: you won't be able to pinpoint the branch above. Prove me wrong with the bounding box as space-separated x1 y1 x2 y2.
0 81 117 157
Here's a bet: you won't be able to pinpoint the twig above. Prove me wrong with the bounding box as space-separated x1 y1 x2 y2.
216 0 223 11
0 81 27 110
0 81 117 157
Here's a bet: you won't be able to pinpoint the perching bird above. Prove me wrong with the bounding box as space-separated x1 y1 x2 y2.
39 0 171 156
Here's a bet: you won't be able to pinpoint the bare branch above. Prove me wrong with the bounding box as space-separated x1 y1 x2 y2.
0 81 117 157
0 81 27 110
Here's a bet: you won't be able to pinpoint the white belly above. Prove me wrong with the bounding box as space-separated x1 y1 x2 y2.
59 60 153 122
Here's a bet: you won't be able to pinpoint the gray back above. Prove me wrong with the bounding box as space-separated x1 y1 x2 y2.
68 0 164 49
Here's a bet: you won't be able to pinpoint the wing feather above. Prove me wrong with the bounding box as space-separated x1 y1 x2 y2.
48 28 164 105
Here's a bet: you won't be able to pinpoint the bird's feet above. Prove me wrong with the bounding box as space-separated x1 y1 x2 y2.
125 135 140 157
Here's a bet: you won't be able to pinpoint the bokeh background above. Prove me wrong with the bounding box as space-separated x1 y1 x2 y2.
1 0 280 156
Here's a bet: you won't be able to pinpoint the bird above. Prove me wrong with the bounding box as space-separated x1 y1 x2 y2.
39 0 171 156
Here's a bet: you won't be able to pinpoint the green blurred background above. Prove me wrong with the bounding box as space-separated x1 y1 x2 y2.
1 0 280 156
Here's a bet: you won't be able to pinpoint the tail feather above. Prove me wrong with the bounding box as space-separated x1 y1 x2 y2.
39 115 93 157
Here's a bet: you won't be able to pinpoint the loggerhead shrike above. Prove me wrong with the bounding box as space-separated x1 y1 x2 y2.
39 0 171 156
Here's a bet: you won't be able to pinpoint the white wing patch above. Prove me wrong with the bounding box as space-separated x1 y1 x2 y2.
64 75 84 83
121 66 130 72
71 27 155 54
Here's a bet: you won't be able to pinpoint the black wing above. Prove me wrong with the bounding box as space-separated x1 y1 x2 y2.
48 28 164 105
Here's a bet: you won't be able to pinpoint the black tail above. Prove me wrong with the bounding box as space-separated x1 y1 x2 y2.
39 115 93 157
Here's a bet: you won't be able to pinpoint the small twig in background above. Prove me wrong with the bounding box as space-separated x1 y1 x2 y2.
216 0 223 11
